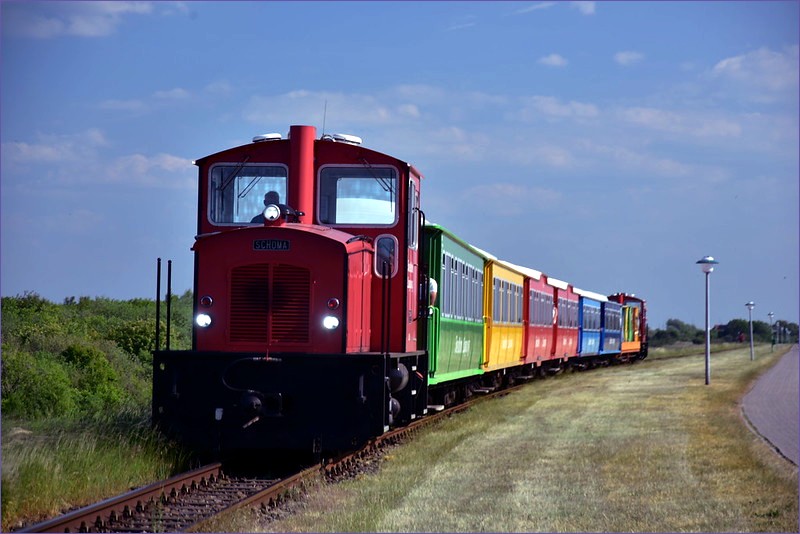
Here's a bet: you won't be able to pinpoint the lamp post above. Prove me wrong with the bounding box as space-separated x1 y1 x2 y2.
696 256 719 385
745 301 755 361
768 312 775 351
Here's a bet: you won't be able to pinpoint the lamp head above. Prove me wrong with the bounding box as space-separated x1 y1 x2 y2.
696 255 719 274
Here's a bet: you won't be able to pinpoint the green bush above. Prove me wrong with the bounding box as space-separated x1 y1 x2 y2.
1 347 76 418
1 292 196 421
62 344 125 415
107 319 157 363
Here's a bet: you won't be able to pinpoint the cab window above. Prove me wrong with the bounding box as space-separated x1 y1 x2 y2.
209 164 287 224
318 166 397 225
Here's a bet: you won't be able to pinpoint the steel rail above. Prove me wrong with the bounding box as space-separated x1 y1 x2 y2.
185 464 321 532
20 463 223 533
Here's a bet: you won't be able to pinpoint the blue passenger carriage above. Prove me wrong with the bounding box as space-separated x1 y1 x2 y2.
575 288 605 357
601 299 622 355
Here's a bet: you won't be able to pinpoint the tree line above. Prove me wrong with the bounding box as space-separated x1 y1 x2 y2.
648 317 799 348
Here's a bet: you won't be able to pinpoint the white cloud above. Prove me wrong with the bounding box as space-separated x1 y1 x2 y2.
518 96 599 120
3 2 153 39
570 2 596 15
712 46 799 95
99 99 148 112
533 145 573 167
614 51 644 66
397 104 421 118
153 88 191 100
458 183 562 216
620 106 742 138
204 81 234 96
1 129 108 165
580 139 730 183
1 128 193 189
445 15 477 32
516 2 556 14
237 84 783 193
245 90 423 129
99 89 191 114
108 153 194 188
517 2 593 16
538 54 568 67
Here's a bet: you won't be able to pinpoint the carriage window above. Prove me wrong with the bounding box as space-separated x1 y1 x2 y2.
209 165 287 224
319 166 397 225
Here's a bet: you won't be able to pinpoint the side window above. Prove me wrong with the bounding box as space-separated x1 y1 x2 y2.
407 181 419 249
375 235 398 277
493 278 501 322
441 254 448 315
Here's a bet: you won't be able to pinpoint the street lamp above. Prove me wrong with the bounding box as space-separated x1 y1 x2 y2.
696 256 719 385
745 301 755 361
768 312 775 351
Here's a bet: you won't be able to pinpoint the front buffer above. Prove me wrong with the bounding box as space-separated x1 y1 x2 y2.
153 349 426 457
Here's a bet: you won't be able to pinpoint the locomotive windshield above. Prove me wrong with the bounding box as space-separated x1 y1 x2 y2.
209 164 288 224
318 166 397 225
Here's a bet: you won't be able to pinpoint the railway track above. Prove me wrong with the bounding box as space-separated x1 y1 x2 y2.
19 462 313 533
19 382 525 533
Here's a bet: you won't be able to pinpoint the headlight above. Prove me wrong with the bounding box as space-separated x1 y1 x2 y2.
264 204 281 221
322 315 340 330
195 313 212 328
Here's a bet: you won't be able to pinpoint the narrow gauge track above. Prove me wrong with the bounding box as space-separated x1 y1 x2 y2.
19 463 300 533
19 379 534 533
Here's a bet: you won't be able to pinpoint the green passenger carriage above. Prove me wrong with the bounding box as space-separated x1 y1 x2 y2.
423 223 486 387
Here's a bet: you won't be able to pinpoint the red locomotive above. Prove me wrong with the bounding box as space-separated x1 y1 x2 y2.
154 126 429 456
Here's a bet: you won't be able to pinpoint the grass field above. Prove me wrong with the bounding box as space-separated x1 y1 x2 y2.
228 345 798 532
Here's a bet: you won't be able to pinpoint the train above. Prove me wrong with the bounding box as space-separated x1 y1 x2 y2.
152 125 647 458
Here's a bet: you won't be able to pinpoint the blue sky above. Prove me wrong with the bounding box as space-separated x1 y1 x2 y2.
1 1 798 329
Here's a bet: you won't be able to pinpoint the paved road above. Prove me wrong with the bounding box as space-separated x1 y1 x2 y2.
741 344 799 465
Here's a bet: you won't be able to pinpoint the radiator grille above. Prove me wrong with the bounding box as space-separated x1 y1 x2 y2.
230 263 310 344
272 264 311 342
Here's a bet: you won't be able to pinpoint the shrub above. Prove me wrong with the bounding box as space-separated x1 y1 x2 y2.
1 347 76 418
107 319 157 363
61 344 125 415
1 292 193 421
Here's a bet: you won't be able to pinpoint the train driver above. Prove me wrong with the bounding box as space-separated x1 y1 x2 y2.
251 191 282 223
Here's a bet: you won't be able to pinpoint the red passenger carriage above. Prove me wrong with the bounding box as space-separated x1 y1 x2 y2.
548 277 580 362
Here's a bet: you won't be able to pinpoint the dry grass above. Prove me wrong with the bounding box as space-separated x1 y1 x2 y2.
225 345 798 533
